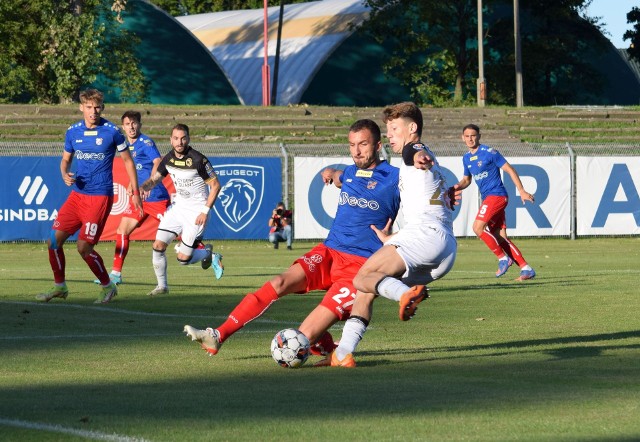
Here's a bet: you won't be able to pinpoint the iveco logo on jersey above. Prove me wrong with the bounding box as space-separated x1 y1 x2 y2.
0 176 58 222
213 164 265 232
338 191 380 210
76 150 105 160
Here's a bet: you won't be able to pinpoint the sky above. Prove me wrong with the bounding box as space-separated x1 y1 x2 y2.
584 0 637 48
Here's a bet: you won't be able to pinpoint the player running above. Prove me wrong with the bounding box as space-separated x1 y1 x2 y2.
455 123 535 281
140 123 223 297
331 102 458 367
93 110 169 286
183 119 403 357
37 88 142 304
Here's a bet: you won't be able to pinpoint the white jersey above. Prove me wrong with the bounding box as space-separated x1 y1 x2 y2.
398 143 453 232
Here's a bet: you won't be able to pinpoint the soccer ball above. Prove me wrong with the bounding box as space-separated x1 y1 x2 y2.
270 328 310 368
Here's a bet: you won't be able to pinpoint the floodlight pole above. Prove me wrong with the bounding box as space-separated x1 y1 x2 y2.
514 0 523 107
262 0 271 106
477 0 486 107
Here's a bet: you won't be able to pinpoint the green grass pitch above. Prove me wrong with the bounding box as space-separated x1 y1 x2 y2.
1 238 639 441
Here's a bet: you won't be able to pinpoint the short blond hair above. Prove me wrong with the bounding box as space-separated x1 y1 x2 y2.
79 88 104 105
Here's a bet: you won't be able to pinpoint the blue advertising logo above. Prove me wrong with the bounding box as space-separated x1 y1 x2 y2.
592 163 640 227
213 164 265 232
308 163 348 230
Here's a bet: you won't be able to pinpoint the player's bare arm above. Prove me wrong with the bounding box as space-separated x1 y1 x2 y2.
321 168 343 188
60 151 75 186
141 171 163 192
502 163 535 204
456 175 472 191
121 149 142 213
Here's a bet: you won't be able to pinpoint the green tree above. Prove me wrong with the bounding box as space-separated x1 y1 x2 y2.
361 0 478 106
149 0 304 16
0 0 146 103
623 7 640 62
486 0 607 105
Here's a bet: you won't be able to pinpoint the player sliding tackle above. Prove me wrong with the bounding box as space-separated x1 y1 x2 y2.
331 102 458 368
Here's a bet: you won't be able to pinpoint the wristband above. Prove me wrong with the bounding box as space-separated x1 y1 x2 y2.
201 205 210 214
132 190 140 196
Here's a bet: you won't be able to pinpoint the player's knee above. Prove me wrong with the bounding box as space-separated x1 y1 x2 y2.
177 256 191 265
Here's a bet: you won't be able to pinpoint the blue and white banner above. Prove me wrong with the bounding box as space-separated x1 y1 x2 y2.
294 156 571 239
0 156 282 241
205 157 282 240
0 157 73 241
576 157 640 235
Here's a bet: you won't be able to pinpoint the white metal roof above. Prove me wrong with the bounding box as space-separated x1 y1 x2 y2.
176 0 369 105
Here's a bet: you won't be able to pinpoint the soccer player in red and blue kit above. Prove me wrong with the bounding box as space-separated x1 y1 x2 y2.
184 119 402 357
37 89 142 304
455 123 536 281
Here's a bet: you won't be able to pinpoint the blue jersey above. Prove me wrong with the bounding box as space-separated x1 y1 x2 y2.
129 134 169 202
324 160 400 258
462 144 508 200
64 118 127 196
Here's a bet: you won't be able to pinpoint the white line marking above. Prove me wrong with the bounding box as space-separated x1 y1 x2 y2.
0 417 150 442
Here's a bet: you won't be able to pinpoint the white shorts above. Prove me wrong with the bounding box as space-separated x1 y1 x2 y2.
156 203 207 252
386 224 457 286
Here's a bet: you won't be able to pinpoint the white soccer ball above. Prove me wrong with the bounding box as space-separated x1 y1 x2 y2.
270 328 310 368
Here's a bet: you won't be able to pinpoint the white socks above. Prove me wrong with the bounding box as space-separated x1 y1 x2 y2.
152 249 168 288
335 317 368 360
376 276 411 302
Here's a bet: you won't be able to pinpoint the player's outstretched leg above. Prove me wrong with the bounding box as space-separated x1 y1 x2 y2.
184 325 222 355
399 285 429 321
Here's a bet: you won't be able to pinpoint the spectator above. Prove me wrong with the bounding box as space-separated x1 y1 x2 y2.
268 202 293 250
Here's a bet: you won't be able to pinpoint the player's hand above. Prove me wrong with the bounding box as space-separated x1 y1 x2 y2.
414 151 434 170
62 172 75 186
195 212 207 226
447 184 462 211
321 168 336 185
132 194 143 216
370 218 393 243
520 190 535 204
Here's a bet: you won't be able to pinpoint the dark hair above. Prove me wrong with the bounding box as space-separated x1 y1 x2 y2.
121 110 142 124
349 119 381 145
172 123 190 136
462 123 481 134
382 102 423 137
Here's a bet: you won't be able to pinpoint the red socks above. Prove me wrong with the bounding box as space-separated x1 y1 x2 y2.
84 251 110 285
48 247 66 284
113 234 130 272
217 282 279 342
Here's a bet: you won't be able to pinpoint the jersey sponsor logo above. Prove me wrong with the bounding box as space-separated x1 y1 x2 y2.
213 164 265 232
338 191 380 210
0 176 57 222
474 171 489 181
84 130 98 136
355 170 373 178
367 180 377 189
173 160 185 166
75 139 83 143
470 155 478 161
412 143 426 150
75 150 105 161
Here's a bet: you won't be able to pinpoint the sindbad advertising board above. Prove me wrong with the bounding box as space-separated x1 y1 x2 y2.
0 156 282 241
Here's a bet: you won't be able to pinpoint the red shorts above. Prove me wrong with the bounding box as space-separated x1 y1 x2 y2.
294 243 367 321
53 191 113 244
122 199 169 226
476 195 508 229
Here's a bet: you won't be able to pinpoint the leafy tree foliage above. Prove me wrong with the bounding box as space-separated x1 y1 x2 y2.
0 0 146 103
623 7 640 62
150 0 304 16
361 0 478 106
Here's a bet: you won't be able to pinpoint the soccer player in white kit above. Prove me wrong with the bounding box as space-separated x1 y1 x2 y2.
140 123 223 296
332 102 458 367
